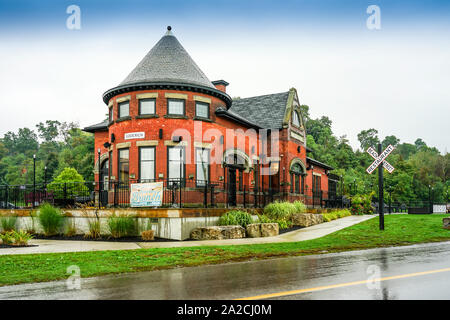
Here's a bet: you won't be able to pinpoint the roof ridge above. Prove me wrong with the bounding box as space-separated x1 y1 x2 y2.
233 90 290 102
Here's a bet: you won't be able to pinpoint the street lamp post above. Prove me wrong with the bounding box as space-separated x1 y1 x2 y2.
33 154 36 208
98 148 101 209
44 166 47 188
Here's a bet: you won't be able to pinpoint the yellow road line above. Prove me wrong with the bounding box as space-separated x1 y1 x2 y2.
236 267 450 300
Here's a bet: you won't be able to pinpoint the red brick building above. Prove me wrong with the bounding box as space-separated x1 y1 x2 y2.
84 27 337 207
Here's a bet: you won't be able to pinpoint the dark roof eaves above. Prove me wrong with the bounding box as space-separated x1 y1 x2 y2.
102 81 232 107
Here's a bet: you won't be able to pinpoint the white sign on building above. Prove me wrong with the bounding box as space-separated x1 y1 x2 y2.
124 132 145 140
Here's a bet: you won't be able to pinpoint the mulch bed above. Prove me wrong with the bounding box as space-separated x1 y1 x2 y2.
31 234 179 243
278 226 303 235
0 244 38 249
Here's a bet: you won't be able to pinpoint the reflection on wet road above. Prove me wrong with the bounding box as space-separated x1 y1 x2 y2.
1 241 450 300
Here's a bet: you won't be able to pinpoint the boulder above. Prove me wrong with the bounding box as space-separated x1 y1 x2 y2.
190 225 245 240
246 224 261 238
291 213 323 227
260 223 279 237
444 218 450 230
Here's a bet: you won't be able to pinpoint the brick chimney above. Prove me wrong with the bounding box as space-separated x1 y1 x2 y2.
212 80 229 93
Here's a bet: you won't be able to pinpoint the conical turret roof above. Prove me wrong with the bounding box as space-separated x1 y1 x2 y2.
103 27 231 106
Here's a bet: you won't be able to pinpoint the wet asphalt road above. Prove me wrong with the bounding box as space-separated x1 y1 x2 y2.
1 241 450 300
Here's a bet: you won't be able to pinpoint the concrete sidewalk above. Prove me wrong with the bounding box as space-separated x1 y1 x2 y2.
0 215 375 255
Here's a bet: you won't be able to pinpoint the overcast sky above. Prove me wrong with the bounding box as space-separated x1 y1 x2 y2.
0 0 449 153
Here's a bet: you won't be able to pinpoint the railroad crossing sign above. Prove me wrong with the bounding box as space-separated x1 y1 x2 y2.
366 144 396 231
366 146 395 174
366 144 395 174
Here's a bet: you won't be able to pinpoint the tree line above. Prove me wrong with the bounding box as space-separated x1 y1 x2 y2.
301 105 449 203
0 121 94 186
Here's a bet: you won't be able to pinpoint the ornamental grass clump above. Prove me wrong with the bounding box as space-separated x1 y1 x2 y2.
218 210 253 228
1 216 17 233
107 214 137 239
38 203 64 236
263 201 296 220
293 201 307 214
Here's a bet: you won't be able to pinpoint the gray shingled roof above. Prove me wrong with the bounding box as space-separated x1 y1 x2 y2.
83 120 108 133
228 91 290 129
119 29 216 90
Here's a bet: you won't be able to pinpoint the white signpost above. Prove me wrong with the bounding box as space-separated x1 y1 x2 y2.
366 144 396 231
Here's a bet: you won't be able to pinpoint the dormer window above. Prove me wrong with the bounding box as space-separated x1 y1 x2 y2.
292 110 301 127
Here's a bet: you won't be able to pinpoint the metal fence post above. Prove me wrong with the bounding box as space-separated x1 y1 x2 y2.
204 182 208 208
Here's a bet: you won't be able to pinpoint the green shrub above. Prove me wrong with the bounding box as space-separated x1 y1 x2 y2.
47 167 89 200
293 201 307 214
11 230 33 246
257 214 293 230
264 201 296 220
1 216 17 233
322 209 351 222
0 231 14 245
107 214 137 238
351 193 374 215
38 203 64 236
218 210 253 228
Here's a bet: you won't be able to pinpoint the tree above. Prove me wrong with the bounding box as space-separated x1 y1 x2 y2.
382 135 400 149
357 129 380 151
36 120 61 143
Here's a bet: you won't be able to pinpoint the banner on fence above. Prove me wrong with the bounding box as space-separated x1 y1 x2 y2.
130 182 163 207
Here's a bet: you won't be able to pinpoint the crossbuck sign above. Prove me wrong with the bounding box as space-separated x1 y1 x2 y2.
366 144 395 174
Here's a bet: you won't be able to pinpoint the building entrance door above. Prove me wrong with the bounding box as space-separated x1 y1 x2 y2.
227 167 237 207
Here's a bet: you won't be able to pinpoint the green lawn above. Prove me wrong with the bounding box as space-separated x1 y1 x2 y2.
1 214 449 287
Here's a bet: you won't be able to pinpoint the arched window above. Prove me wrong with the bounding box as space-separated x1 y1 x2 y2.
292 110 301 127
290 162 305 194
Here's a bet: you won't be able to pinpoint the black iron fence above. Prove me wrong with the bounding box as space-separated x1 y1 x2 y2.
0 179 346 209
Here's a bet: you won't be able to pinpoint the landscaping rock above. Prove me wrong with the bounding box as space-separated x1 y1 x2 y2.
141 230 154 241
291 213 323 227
444 218 450 230
261 223 279 237
190 225 245 240
246 224 261 238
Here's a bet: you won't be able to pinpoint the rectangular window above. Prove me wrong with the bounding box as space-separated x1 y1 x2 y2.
167 146 185 183
118 101 129 118
118 149 129 184
196 148 209 186
195 102 209 119
139 98 156 115
139 147 155 182
108 107 113 122
167 99 185 115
